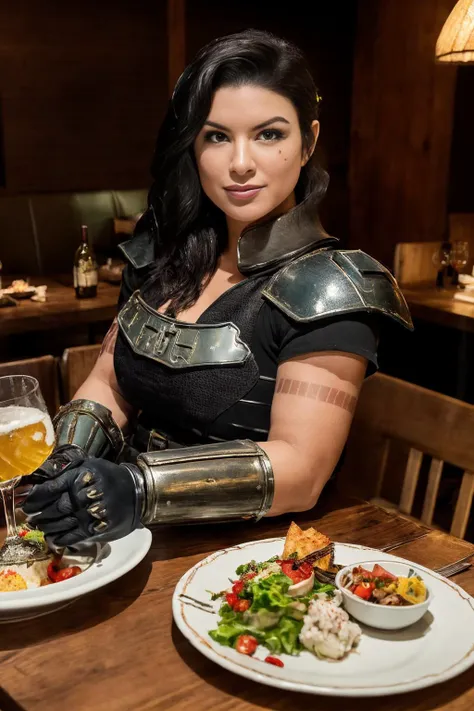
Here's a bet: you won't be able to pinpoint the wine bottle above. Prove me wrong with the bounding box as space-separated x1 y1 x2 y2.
73 225 98 299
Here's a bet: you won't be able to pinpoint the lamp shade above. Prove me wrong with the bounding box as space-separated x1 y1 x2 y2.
436 0 474 63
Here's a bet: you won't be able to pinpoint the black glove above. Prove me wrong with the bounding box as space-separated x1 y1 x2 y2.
27 444 86 485
22 456 143 548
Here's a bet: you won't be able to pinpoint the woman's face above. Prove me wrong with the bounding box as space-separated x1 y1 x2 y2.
194 85 319 228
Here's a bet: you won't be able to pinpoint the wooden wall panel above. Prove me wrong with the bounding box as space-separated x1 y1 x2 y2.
168 0 186 94
449 66 474 213
0 0 167 192
350 0 458 268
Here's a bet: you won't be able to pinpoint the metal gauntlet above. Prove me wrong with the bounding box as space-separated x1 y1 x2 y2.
135 440 274 525
53 399 125 461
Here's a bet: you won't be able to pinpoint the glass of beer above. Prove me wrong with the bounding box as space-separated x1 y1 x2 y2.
0 375 55 564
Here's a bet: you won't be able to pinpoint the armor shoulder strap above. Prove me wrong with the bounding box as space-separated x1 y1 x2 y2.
262 249 413 330
118 206 157 269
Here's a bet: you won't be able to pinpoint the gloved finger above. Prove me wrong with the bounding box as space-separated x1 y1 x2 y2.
28 492 75 522
46 528 88 549
37 515 78 535
74 485 104 509
22 468 95 514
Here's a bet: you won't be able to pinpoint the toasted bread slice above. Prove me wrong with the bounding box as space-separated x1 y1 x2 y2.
282 521 303 559
282 522 332 570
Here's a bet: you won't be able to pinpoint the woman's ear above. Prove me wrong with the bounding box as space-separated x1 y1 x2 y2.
301 120 320 166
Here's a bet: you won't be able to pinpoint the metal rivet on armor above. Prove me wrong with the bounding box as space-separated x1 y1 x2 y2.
94 521 108 532
206 478 216 484
88 504 107 519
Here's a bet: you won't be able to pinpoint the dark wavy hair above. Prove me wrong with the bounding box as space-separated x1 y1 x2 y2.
144 29 328 315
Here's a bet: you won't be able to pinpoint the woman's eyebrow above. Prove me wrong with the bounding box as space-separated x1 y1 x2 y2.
252 116 290 130
203 116 290 132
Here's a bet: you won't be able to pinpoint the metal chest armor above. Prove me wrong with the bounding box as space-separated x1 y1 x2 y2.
117 290 252 369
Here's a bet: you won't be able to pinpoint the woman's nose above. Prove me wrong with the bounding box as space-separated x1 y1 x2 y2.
229 139 256 176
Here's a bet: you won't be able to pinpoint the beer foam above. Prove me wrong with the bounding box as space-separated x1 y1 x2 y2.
0 406 54 446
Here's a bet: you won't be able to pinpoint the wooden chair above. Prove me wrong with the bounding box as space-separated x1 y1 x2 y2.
342 373 474 539
60 344 101 402
393 241 441 287
0 355 60 415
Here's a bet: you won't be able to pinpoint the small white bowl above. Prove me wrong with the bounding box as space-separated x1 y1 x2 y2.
335 560 432 630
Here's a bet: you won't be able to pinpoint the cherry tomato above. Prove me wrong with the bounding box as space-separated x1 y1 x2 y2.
55 566 82 582
18 529 28 538
279 560 313 584
265 656 284 668
372 564 397 581
242 572 257 583
225 592 238 608
47 559 61 583
353 566 375 580
353 582 375 600
233 599 250 613
232 580 245 595
235 635 258 655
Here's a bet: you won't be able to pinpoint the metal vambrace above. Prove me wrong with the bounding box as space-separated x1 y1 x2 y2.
53 399 125 461
134 440 274 525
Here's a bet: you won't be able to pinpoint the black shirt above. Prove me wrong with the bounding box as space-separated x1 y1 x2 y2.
114 264 379 449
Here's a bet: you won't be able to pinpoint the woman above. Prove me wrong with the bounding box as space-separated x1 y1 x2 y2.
23 30 412 547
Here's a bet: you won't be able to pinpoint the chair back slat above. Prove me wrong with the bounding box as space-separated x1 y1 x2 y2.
0 356 59 415
399 448 423 514
61 345 101 402
421 458 444 526
451 471 474 539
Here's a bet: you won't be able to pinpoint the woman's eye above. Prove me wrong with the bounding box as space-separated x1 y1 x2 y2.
258 129 284 142
204 131 229 144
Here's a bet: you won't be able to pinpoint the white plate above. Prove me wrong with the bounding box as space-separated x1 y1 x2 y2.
173 538 474 697
0 527 152 622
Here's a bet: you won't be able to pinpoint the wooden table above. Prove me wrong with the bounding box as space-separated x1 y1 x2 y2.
404 286 474 333
0 494 473 711
0 277 120 336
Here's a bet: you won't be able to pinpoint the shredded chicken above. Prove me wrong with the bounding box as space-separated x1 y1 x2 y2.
299 592 361 660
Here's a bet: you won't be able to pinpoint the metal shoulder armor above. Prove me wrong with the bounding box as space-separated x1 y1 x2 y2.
263 248 413 330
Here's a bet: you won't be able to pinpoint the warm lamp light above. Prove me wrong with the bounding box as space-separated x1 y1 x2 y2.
436 0 474 63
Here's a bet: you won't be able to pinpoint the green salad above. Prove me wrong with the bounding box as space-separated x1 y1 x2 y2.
209 555 335 658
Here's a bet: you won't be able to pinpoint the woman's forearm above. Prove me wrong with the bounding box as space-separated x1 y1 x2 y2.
74 371 133 431
259 439 333 516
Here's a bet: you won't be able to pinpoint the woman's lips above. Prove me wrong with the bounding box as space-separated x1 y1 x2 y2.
225 187 263 200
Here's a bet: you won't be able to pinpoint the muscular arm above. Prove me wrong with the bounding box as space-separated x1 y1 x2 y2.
258 351 367 516
74 320 134 430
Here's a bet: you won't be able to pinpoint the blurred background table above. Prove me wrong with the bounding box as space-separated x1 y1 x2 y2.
0 276 120 337
0 276 120 362
403 286 474 334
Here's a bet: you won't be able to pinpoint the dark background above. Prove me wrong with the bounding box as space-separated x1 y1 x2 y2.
1 0 471 268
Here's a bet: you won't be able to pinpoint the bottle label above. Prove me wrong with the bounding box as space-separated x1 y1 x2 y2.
74 266 98 288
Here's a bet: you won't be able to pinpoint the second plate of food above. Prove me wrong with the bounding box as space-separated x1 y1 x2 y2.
0 527 152 622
